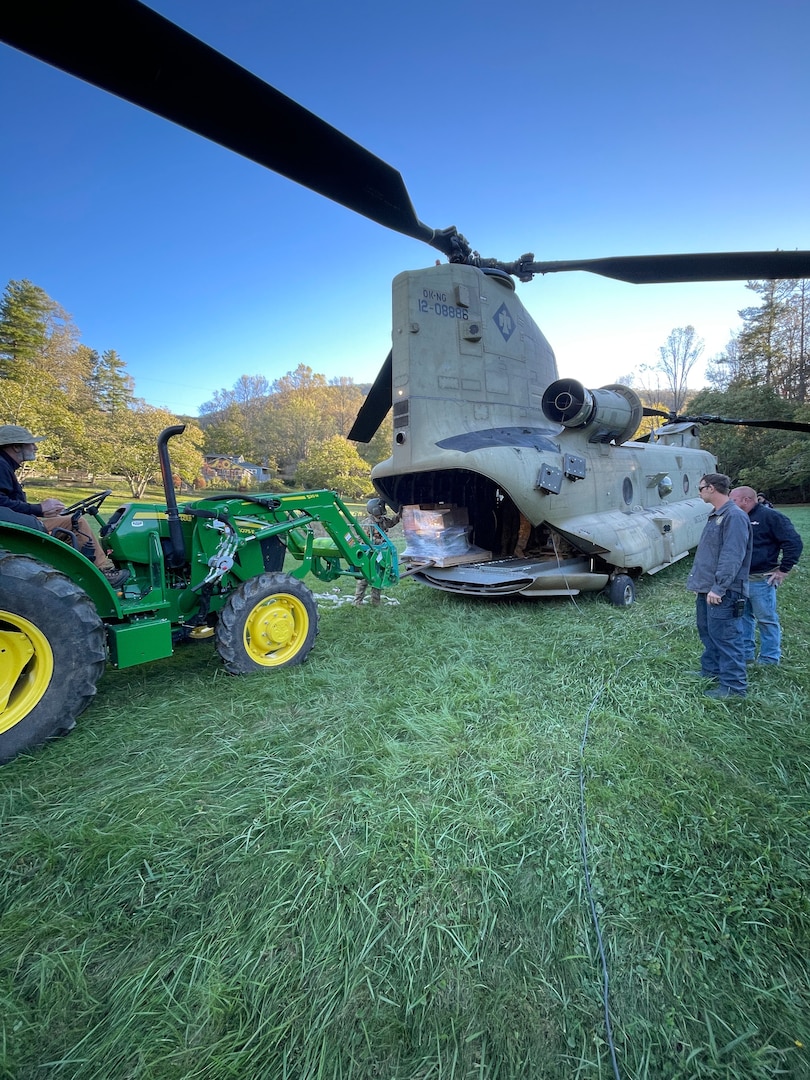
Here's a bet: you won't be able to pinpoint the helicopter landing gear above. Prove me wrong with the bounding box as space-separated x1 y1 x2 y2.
607 574 636 608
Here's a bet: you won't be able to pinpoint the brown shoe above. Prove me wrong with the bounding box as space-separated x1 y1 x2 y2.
103 567 130 589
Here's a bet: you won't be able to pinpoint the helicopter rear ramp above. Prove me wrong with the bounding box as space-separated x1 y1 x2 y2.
408 556 609 597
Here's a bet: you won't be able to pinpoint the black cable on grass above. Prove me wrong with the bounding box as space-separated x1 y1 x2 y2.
579 684 623 1080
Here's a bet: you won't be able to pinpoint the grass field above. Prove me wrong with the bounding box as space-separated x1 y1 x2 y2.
1 505 808 1080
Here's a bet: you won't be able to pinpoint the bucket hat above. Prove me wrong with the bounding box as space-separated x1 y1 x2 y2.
0 424 44 446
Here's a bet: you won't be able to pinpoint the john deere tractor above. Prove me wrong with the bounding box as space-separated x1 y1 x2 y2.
0 426 398 765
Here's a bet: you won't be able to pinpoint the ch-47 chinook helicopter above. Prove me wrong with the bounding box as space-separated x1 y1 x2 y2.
3 0 810 606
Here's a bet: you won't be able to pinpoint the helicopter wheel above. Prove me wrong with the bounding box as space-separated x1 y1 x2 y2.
608 574 636 608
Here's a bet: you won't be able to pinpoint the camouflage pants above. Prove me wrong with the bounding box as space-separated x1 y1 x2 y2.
354 579 381 606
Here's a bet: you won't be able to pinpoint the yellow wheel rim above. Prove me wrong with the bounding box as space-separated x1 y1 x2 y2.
0 611 54 734
243 593 310 667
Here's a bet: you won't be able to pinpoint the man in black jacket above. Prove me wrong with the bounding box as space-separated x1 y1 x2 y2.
729 486 803 665
0 424 129 588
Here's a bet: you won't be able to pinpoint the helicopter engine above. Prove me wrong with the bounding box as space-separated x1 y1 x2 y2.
541 379 643 445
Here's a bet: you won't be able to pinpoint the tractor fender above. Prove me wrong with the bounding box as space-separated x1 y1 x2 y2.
0 521 123 618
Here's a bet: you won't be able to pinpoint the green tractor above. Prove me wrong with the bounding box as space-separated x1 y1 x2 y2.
0 426 398 765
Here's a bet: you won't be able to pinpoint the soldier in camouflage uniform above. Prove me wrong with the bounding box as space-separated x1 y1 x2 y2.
354 497 400 606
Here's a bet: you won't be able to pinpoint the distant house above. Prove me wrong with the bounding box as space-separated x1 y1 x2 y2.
202 454 274 487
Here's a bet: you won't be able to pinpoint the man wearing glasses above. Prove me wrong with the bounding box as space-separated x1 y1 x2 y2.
686 473 753 699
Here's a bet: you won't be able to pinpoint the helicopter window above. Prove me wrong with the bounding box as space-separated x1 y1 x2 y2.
393 400 409 429
658 476 674 498
622 478 633 505
683 474 690 494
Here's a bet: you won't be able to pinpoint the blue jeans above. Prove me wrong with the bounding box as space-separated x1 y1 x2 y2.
695 592 747 695
742 579 781 664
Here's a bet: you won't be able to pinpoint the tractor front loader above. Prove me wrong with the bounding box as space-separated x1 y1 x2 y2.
0 426 398 765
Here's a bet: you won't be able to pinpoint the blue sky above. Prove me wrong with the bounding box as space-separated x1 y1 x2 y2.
2 0 809 417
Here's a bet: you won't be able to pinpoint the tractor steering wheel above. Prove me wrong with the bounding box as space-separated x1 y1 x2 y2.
58 490 113 517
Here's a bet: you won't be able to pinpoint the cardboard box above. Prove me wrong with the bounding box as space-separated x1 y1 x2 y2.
401 504 469 536
401 504 490 564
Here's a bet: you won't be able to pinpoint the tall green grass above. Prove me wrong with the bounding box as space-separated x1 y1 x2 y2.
2 511 808 1079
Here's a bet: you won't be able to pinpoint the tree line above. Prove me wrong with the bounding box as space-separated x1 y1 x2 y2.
0 280 390 498
615 280 810 500
197 367 392 495
0 280 204 496
2 276 808 501
689 278 810 500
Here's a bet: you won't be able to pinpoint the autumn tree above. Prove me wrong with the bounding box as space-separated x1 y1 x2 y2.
296 435 373 498
324 376 365 437
656 325 704 413
199 374 272 463
267 364 333 469
198 367 383 481
353 411 393 469
0 280 131 470
0 363 75 471
107 405 204 496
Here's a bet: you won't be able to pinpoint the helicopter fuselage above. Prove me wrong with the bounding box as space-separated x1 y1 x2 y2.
371 263 715 597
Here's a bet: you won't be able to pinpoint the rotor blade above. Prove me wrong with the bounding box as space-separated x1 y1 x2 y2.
0 0 442 248
348 353 393 443
682 415 810 433
523 251 810 284
646 407 810 433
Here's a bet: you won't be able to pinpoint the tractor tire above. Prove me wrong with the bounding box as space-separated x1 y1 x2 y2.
0 553 107 765
215 573 319 674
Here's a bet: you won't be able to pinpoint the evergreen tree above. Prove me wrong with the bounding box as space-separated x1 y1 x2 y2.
0 279 57 370
89 348 136 413
734 279 810 401
0 279 81 381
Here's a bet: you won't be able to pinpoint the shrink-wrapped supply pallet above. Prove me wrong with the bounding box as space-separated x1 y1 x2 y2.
401 505 491 566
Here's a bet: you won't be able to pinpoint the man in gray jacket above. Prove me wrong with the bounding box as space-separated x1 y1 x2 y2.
686 473 753 699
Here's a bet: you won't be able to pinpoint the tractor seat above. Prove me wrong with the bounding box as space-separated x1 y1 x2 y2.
311 537 341 559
